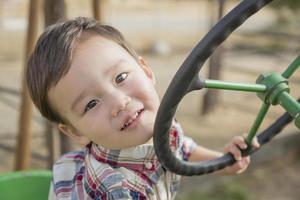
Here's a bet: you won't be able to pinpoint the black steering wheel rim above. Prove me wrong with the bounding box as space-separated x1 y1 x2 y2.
153 0 280 176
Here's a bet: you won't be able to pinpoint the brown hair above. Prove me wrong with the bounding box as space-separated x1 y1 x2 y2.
26 17 139 124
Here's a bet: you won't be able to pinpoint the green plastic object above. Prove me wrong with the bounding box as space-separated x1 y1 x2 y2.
0 170 52 200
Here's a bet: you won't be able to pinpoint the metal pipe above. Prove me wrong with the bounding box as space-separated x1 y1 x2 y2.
204 79 267 93
15 0 40 170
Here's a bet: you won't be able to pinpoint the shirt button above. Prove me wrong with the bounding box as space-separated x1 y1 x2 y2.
145 162 153 170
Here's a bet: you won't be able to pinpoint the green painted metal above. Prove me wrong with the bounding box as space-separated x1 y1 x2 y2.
254 70 300 131
282 54 300 79
204 79 267 92
280 53 300 130
204 57 300 144
256 72 290 105
0 170 52 200
277 92 300 129
278 92 300 117
246 103 270 144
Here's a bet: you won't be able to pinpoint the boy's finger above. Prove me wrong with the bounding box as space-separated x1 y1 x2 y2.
241 156 250 165
236 156 250 172
243 134 260 148
251 137 260 149
227 144 242 161
242 134 260 149
233 136 247 150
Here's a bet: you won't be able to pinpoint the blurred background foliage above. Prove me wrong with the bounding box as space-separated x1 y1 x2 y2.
177 181 252 200
271 0 300 13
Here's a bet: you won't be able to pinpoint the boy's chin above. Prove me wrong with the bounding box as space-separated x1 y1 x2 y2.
144 137 153 145
130 134 153 146
96 136 154 150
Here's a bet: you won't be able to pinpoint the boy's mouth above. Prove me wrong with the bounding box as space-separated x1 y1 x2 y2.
120 109 144 131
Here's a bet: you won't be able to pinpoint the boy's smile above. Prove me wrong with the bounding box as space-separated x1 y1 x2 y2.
48 34 160 149
120 108 144 131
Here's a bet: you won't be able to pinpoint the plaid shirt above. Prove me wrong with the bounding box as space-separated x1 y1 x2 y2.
49 122 197 200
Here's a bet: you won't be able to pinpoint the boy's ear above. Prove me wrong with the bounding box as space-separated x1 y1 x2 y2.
58 123 91 146
138 56 156 85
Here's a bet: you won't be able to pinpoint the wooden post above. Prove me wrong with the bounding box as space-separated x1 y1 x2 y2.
201 0 226 115
44 0 73 168
44 0 66 25
92 0 102 21
15 0 40 170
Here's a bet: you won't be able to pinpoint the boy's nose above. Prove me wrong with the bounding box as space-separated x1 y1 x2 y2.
110 94 131 117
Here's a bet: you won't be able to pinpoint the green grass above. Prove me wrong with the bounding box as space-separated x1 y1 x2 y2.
177 181 253 200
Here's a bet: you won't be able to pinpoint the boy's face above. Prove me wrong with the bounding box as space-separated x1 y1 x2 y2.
48 35 160 149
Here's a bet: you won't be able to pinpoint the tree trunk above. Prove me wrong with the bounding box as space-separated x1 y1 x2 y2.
92 0 102 21
201 0 226 115
44 0 66 25
15 0 40 170
44 0 73 168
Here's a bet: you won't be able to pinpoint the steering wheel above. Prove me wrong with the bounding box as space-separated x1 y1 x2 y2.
153 0 300 176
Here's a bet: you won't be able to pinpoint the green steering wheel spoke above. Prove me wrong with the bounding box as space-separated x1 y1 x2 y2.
278 92 300 129
246 102 270 145
204 79 267 93
278 92 300 117
282 54 300 79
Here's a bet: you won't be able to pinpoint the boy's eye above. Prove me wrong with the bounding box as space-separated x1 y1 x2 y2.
84 99 99 113
115 72 128 84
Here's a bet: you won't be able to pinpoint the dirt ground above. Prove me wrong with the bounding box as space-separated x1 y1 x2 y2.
0 0 300 199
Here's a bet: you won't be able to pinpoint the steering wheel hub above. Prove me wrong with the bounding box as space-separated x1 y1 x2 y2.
256 72 289 105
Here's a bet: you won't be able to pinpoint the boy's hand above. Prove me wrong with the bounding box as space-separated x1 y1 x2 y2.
223 135 260 175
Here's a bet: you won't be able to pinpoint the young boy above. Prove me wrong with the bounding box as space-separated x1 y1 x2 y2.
26 17 259 200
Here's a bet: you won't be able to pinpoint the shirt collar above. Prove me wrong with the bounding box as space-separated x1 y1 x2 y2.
88 140 158 171
87 122 180 182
